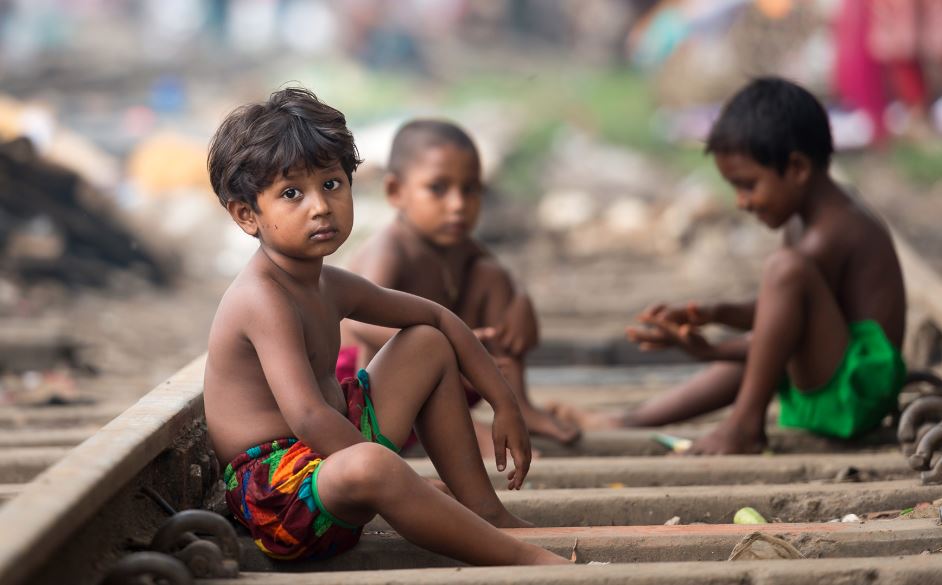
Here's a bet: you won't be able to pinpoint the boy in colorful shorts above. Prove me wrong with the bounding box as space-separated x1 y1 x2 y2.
339 119 579 457
204 88 569 565
552 77 907 454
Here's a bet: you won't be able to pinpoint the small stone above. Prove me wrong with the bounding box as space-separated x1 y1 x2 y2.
664 516 681 526
841 514 861 523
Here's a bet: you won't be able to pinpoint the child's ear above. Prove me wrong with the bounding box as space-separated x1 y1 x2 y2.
786 152 813 185
227 200 260 237
384 173 404 209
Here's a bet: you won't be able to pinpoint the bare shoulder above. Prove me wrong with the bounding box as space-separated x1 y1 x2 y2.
801 190 892 260
467 240 513 282
346 223 409 283
214 266 299 339
349 224 405 265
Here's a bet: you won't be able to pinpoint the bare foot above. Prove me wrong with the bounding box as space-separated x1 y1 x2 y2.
425 477 453 497
521 405 582 444
482 507 536 529
546 402 626 431
686 422 766 455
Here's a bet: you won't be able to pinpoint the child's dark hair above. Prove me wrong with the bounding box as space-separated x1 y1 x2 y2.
387 119 479 176
208 87 361 210
706 77 833 174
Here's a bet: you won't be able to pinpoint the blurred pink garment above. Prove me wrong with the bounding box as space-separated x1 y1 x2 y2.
867 0 918 62
868 0 930 111
922 1 942 59
833 0 888 140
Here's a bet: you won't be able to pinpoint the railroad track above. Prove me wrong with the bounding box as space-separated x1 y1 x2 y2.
2 232 942 585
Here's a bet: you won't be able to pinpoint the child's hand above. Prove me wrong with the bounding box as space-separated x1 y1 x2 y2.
637 301 709 328
472 297 539 357
627 320 716 360
492 406 532 490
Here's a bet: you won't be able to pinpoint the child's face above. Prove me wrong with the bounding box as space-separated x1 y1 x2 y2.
388 143 482 247
237 163 354 259
714 152 804 229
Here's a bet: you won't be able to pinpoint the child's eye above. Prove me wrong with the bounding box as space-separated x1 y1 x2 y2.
323 178 342 191
429 182 448 197
281 187 302 200
462 183 482 197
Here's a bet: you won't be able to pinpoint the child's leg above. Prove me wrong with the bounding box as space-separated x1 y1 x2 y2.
549 361 745 430
315 443 568 565
458 259 579 444
364 325 530 527
690 249 849 454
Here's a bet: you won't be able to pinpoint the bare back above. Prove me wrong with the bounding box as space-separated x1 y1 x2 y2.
786 187 905 347
204 252 347 463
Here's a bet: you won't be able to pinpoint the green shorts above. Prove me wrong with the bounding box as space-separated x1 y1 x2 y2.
778 320 905 439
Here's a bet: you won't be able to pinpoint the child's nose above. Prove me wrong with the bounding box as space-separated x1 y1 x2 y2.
736 193 750 210
308 192 331 216
446 189 465 210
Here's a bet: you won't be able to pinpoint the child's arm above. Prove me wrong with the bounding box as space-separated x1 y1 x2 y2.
334 268 531 486
468 243 539 356
706 301 756 331
634 300 756 331
628 320 751 362
245 283 370 455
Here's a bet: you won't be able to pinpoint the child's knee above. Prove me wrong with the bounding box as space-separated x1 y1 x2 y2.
398 324 454 363
333 442 403 499
763 249 814 286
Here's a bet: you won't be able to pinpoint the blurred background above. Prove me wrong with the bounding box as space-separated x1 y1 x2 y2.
0 0 940 406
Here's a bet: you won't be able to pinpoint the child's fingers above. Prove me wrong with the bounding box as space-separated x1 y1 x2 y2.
626 326 671 344
637 303 666 321
506 468 517 490
686 302 700 320
493 435 507 472
474 327 498 341
509 444 530 489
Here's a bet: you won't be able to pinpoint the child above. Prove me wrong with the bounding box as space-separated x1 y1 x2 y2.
202 88 568 565
338 119 580 456
553 77 907 455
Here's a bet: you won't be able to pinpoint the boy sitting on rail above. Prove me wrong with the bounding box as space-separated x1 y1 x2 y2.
203 87 568 565
339 119 579 457
553 77 907 455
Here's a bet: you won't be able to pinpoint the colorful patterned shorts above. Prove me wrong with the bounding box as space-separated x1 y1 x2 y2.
223 369 398 560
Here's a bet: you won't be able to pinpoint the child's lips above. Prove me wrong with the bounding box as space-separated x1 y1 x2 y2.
442 222 469 235
309 227 338 241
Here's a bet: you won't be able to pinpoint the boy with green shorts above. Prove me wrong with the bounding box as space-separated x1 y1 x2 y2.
553 77 906 454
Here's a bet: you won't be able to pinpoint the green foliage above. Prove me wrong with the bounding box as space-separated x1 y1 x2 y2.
890 144 942 186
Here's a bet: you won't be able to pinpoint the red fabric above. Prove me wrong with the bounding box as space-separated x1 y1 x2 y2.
223 376 371 560
335 346 484 450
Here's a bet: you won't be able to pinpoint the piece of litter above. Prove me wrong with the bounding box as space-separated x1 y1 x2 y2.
606 482 625 489
587 561 611 566
728 532 804 561
651 432 692 453
664 516 681 525
841 514 861 523
733 506 767 525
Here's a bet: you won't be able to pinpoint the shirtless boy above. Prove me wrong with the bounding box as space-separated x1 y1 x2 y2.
339 119 579 454
203 88 568 565
554 77 907 455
